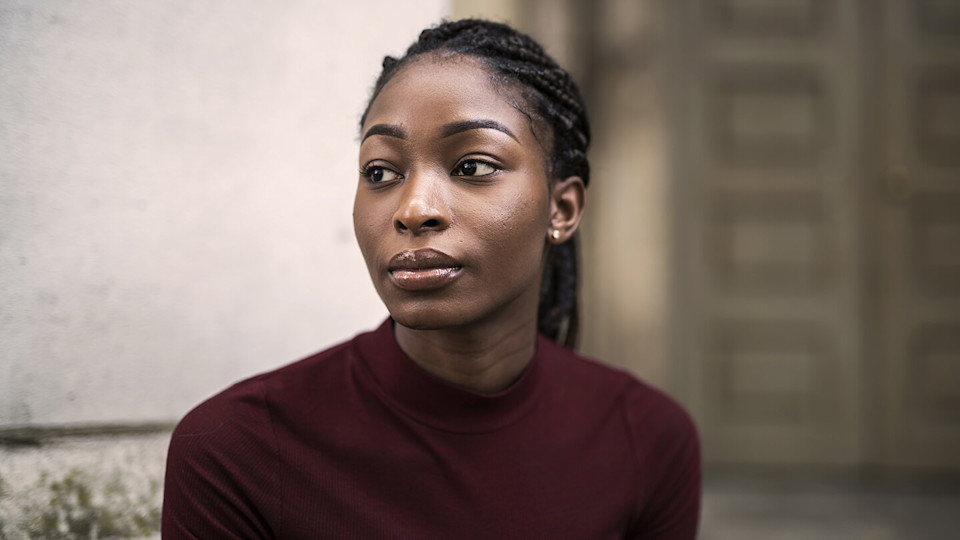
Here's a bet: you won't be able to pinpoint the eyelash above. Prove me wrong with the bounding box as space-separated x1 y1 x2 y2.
359 159 501 184
452 159 499 178
359 165 401 184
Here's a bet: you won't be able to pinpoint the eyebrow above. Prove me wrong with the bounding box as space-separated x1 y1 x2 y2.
361 124 406 142
360 119 519 143
440 119 518 142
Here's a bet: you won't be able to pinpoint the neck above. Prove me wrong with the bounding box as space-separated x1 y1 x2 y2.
393 316 539 394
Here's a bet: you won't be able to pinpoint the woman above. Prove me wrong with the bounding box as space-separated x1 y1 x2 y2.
163 19 700 539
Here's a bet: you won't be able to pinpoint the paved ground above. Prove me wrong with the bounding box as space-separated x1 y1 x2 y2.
701 471 960 540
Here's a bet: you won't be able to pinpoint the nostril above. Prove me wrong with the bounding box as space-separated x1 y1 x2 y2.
422 219 439 228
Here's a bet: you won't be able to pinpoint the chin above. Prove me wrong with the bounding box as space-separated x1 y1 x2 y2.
388 307 466 331
384 294 488 332
374 283 463 329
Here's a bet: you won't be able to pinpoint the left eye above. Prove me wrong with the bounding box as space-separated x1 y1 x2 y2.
453 160 497 177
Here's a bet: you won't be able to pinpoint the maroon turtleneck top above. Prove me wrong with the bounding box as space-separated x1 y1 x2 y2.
162 320 700 539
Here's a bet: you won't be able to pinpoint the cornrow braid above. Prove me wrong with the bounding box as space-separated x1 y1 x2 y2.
362 19 591 348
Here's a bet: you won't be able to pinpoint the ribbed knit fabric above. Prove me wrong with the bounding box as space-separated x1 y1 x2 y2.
162 319 700 539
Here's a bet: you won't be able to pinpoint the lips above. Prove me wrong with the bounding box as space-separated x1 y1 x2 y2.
387 248 463 291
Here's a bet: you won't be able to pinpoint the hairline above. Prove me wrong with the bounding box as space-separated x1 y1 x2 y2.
361 50 560 183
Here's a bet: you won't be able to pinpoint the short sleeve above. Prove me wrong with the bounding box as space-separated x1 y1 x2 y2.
162 379 280 540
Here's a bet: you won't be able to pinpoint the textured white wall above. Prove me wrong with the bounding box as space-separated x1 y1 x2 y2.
0 0 448 426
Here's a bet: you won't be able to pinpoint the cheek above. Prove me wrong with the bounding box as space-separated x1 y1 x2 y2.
510 180 551 232
472 185 549 255
353 193 387 258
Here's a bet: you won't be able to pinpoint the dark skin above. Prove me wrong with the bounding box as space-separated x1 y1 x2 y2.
354 55 585 393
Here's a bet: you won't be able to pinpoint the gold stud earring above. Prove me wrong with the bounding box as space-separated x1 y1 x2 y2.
551 229 561 240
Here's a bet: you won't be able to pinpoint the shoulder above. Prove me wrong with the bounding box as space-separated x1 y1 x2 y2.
544 341 699 472
597 370 700 537
542 339 697 436
620 377 699 451
163 366 284 536
538 337 639 399
170 335 357 442
562 341 696 440
554 351 701 538
540 340 699 456
162 334 363 536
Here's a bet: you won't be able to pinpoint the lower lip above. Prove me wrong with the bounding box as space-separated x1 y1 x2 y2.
390 267 461 291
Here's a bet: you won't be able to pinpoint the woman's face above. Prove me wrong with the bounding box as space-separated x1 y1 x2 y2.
354 56 553 332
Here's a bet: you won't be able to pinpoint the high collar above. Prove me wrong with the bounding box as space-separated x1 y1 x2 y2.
353 319 548 434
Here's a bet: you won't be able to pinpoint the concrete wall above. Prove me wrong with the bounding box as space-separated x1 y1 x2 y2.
0 5 631 533
0 0 447 428
1 2 448 536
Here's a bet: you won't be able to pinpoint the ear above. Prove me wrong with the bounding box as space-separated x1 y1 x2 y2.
547 176 586 244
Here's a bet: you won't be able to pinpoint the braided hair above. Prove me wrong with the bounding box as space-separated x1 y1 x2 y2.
361 19 591 348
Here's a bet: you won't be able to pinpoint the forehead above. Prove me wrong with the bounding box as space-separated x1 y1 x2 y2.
362 55 533 136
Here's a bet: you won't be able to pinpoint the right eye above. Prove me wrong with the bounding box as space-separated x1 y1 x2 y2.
360 165 401 184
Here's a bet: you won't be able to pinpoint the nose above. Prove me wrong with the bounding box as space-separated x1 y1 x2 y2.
393 170 451 235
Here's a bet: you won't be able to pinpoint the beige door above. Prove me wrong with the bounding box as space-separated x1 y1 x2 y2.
872 0 960 468
669 0 960 467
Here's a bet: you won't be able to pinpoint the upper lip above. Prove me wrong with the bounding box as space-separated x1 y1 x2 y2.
388 248 461 271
